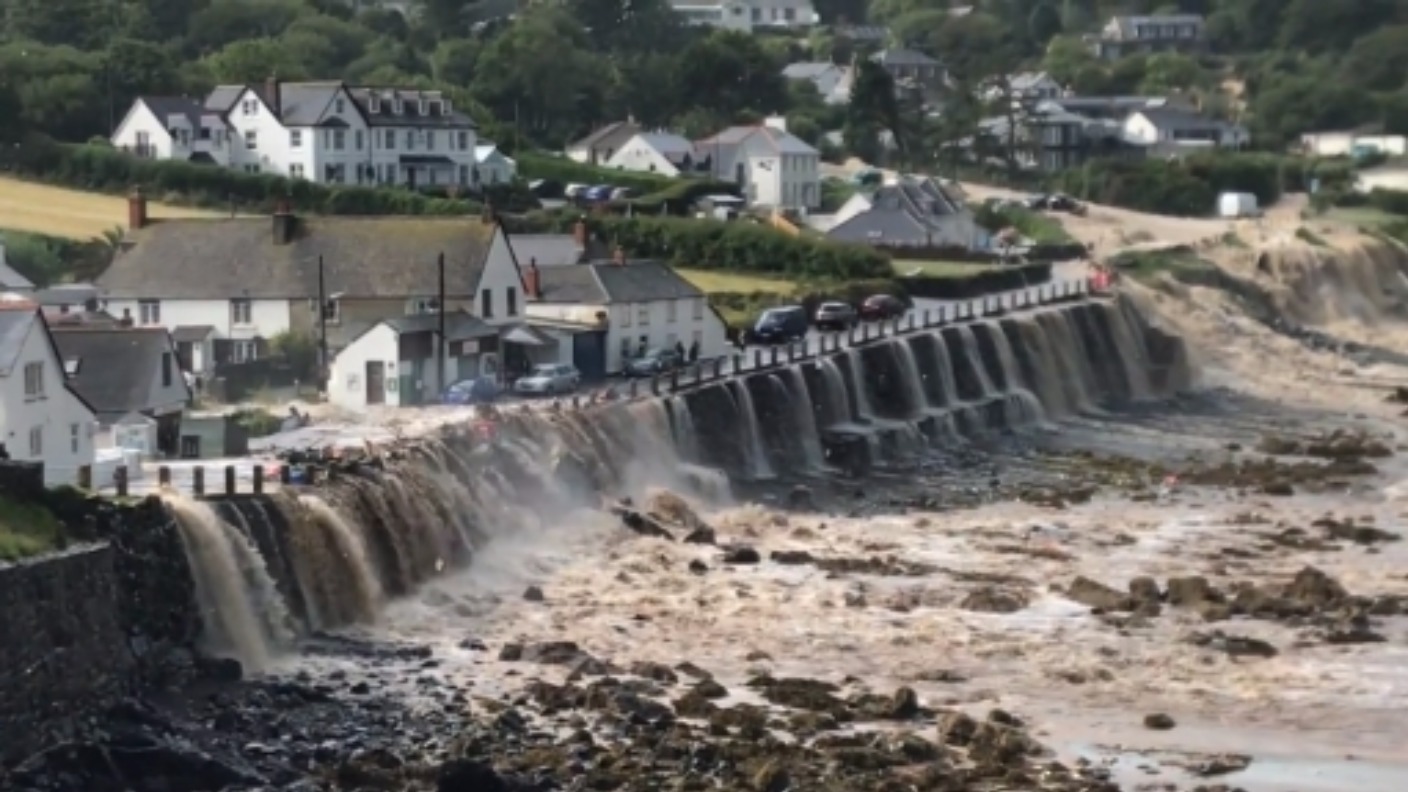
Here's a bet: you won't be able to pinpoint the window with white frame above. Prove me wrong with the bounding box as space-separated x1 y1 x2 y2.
335 98 345 113
620 336 632 361
241 99 257 115
355 130 363 150
23 361 43 398
457 131 469 149
245 130 257 149
620 304 632 327
230 299 252 325
407 298 437 315
29 426 42 456
693 297 704 320
333 130 346 150
320 298 341 323
384 129 395 148
426 131 436 150
290 129 302 147
637 303 649 325
70 423 80 454
290 164 305 178
139 300 160 325
666 299 677 322
233 340 259 363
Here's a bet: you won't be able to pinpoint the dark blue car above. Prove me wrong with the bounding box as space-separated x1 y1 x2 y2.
440 376 499 405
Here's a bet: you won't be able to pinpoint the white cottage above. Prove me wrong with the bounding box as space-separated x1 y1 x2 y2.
0 299 98 485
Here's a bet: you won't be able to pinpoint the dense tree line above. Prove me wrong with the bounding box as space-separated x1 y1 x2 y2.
3 0 1408 169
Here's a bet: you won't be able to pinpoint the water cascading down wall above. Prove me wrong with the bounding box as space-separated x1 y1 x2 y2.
161 295 1191 669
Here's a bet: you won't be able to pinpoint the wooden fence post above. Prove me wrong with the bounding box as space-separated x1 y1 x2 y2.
114 466 128 497
158 465 171 487
192 466 204 496
253 465 264 494
225 465 236 495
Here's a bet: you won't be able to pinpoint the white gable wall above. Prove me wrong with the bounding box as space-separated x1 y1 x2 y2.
605 136 686 176
0 317 97 486
328 323 400 411
478 230 525 325
112 102 174 159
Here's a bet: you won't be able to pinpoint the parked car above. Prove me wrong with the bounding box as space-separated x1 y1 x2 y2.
748 305 809 344
859 294 906 321
814 301 858 331
440 376 500 405
625 347 682 377
513 363 580 396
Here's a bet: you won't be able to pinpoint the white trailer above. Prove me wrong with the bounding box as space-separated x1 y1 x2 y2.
1218 191 1260 218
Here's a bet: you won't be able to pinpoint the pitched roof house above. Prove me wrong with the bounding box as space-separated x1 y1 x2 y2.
0 300 97 484
524 252 728 374
781 62 854 105
566 121 643 166
604 131 703 177
827 177 989 250
696 119 821 209
95 193 528 367
0 238 35 293
49 326 192 424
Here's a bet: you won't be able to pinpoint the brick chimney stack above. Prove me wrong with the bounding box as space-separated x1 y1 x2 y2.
525 258 541 299
128 188 148 230
266 73 281 116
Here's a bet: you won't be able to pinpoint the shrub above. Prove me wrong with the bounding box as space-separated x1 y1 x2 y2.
515 150 677 193
551 215 892 280
1366 188 1408 216
0 134 481 216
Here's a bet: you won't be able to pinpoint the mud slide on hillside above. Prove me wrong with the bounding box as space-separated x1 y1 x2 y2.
1124 232 1408 405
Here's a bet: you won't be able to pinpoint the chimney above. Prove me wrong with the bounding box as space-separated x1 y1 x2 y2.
525 258 541 299
265 73 281 117
272 199 295 245
128 188 147 230
573 218 588 250
613 245 626 266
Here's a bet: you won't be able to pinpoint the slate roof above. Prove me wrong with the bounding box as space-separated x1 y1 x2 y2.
697 125 818 159
96 217 500 300
1108 14 1204 39
826 177 981 247
1132 106 1227 132
510 234 586 268
138 96 206 131
50 327 183 417
782 62 838 80
383 311 496 340
204 82 475 129
535 261 703 305
32 283 96 306
0 308 38 376
569 121 642 154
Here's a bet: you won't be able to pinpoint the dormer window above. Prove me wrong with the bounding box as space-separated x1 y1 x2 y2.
393 98 403 114
429 101 442 116
443 100 452 116
370 96 380 113
419 99 428 116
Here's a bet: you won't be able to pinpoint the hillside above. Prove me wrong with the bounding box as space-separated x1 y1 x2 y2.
0 177 220 241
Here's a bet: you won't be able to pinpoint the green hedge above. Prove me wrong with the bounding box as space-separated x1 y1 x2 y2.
515 150 678 193
539 214 891 280
0 134 480 215
1054 153 1356 216
1335 188 1408 216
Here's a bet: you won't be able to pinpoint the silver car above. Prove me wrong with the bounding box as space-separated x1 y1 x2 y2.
514 363 580 395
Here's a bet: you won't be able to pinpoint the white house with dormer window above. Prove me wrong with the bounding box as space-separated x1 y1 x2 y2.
112 78 480 189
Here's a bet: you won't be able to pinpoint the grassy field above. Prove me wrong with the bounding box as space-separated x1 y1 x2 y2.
891 259 997 278
676 268 798 294
0 177 220 240
0 495 64 562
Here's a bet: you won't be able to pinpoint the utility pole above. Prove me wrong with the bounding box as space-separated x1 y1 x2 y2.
317 255 328 395
437 251 446 394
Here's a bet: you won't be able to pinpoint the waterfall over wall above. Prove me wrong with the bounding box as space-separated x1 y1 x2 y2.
153 297 1190 667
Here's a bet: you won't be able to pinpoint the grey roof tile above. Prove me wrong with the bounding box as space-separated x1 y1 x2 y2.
96 217 499 300
50 327 183 417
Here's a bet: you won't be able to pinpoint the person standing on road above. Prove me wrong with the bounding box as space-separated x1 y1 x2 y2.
674 340 686 361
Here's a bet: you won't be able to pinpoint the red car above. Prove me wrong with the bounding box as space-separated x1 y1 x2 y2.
860 294 906 321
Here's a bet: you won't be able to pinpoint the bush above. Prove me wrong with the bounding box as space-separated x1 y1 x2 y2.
1054 152 1354 216
1366 188 1408 216
515 150 678 193
0 134 481 216
538 214 892 280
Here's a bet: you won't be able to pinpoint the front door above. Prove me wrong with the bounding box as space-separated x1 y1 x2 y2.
365 361 386 405
407 168 418 189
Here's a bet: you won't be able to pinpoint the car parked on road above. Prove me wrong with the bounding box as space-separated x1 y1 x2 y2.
625 347 682 377
813 301 857 331
859 294 906 321
440 376 500 405
513 363 580 396
748 305 809 344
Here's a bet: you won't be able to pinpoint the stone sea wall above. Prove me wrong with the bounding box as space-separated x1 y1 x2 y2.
0 463 201 765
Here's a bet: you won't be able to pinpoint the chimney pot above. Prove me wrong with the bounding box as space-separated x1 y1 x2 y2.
525 258 541 299
128 188 148 230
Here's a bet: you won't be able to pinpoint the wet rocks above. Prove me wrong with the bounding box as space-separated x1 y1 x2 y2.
1065 576 1132 612
959 585 1031 613
1314 516 1400 545
936 710 978 746
769 549 814 565
721 545 761 564
522 585 545 602
614 507 674 541
1143 713 1176 730
1186 630 1278 659
683 526 716 544
747 675 847 715
645 491 708 531
786 485 814 510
